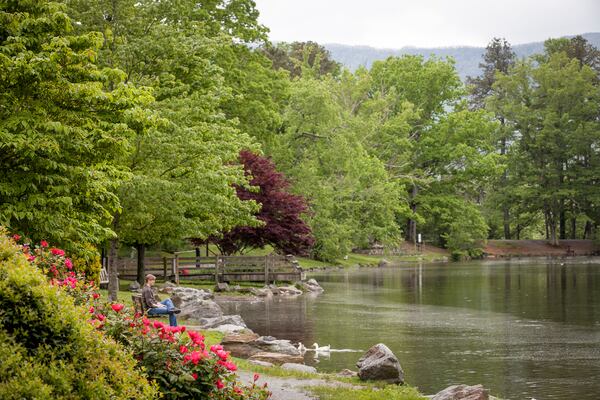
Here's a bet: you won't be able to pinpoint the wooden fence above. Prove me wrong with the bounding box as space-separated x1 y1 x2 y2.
115 254 304 284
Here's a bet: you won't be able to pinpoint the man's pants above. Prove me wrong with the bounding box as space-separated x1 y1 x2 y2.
147 298 178 326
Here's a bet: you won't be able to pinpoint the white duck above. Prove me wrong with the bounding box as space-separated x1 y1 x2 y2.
312 343 331 353
296 342 307 353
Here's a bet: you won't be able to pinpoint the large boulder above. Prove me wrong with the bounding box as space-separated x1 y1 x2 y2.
248 352 304 365
253 336 302 356
356 343 404 384
298 279 324 293
181 299 224 319
221 332 261 358
198 315 247 330
430 384 489 400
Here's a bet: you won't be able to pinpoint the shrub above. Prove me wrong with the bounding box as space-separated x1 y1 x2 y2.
95 306 271 399
0 230 158 399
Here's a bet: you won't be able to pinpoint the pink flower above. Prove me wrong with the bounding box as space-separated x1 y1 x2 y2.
89 306 94 314
40 240 48 248
97 314 105 321
218 360 237 371
216 379 224 390
179 345 188 354
111 303 125 313
12 234 21 241
210 344 223 353
142 318 150 326
65 258 73 269
253 373 260 382
28 255 36 262
50 248 65 256
192 373 198 380
216 349 229 361
153 321 165 329
188 330 204 345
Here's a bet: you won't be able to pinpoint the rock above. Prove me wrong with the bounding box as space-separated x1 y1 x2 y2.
430 384 489 400
337 369 358 378
182 299 224 319
215 282 229 292
378 259 391 268
248 360 274 368
198 314 246 329
254 336 302 356
171 286 213 300
268 284 281 295
207 324 248 334
163 281 177 289
129 281 141 292
250 287 273 298
222 332 261 358
278 285 303 296
356 343 404 384
281 363 317 374
298 279 324 292
248 351 304 365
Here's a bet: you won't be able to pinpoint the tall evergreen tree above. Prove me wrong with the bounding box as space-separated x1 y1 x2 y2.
467 38 516 239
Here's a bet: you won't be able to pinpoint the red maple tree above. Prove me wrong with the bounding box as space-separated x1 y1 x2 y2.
206 151 314 255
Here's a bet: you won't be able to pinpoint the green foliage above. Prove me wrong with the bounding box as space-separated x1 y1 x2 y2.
0 0 152 252
0 230 158 399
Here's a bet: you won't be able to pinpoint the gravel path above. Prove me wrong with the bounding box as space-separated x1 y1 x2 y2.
236 370 362 400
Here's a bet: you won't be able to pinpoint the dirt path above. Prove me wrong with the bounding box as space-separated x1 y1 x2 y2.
236 370 362 400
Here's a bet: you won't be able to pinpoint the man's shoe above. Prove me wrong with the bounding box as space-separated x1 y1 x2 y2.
169 308 181 314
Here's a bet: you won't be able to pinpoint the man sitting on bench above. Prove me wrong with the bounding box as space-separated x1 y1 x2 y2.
142 274 181 326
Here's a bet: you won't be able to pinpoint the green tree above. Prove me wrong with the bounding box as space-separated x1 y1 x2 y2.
467 38 516 239
68 0 264 289
261 41 342 78
491 53 600 245
0 0 151 255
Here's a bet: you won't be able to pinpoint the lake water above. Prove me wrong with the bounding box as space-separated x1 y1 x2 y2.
219 260 600 399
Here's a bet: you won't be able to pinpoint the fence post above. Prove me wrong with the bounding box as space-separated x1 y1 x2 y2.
214 256 220 283
163 257 168 282
175 254 180 285
264 255 270 285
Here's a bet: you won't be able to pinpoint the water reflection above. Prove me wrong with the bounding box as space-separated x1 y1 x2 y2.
219 260 600 399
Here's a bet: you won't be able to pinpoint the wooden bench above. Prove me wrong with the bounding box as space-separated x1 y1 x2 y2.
99 268 109 288
131 294 161 318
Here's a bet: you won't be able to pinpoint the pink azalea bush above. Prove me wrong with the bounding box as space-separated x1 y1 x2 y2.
10 233 270 400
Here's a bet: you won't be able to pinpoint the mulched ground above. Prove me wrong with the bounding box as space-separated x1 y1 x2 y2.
484 239 600 257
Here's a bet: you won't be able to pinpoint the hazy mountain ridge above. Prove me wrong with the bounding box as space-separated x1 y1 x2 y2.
325 32 600 79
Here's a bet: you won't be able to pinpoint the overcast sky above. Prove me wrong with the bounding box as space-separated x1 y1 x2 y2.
253 0 600 48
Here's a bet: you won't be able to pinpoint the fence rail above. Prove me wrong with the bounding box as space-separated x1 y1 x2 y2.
115 254 303 284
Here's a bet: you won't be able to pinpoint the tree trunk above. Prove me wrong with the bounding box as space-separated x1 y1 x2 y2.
406 185 418 245
559 209 566 240
500 136 511 239
136 243 146 285
503 206 511 239
107 213 120 302
195 246 201 268
570 217 577 239
584 221 592 239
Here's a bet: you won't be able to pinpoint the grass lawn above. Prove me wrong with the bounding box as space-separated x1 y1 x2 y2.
307 385 427 400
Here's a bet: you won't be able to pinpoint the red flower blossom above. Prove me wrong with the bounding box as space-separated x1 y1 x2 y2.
216 379 224 390
111 303 125 313
97 314 105 321
89 306 94 314
253 373 260 382
153 321 165 330
92 293 100 300
179 345 188 354
12 234 21 241
40 240 48 248
192 373 198 380
65 258 73 269
50 248 65 256
143 317 150 326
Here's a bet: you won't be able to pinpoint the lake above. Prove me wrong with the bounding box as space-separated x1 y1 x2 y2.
219 260 600 399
